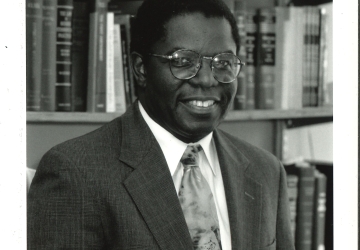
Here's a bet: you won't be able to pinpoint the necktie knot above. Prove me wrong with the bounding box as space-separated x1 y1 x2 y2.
180 144 203 166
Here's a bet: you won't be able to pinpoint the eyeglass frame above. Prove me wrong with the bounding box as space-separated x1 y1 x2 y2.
148 49 246 83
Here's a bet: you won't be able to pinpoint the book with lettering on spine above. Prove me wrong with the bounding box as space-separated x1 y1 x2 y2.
312 170 327 250
233 0 247 110
286 174 299 241
40 0 57 111
26 0 43 111
256 8 276 109
309 8 321 107
55 0 73 111
244 8 257 110
71 0 90 111
106 12 115 112
114 14 134 107
87 0 108 112
113 23 127 113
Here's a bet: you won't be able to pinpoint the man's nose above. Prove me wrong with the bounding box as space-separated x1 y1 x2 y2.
189 59 219 88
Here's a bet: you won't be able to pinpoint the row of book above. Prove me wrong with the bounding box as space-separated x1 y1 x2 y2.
26 0 333 112
26 0 137 112
233 3 333 110
285 161 331 250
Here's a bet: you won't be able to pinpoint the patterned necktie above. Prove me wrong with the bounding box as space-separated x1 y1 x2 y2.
178 144 222 250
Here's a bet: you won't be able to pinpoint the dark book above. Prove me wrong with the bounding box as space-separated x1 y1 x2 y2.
285 162 316 250
233 0 247 110
26 0 43 111
312 170 327 250
302 6 312 108
286 174 299 241
87 0 108 112
40 0 57 111
55 0 74 111
245 8 257 110
256 8 276 110
114 14 133 107
309 7 321 107
71 0 90 111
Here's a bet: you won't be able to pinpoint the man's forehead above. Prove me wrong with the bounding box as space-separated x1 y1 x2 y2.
156 13 236 54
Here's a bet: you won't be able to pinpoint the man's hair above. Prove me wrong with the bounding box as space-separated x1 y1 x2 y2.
130 0 240 59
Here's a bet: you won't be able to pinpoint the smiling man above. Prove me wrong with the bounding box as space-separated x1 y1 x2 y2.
28 0 294 249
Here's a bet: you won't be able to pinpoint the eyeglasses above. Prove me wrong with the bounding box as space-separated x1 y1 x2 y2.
148 49 245 83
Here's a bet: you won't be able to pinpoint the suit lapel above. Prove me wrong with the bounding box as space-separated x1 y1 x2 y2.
119 104 193 250
214 130 263 250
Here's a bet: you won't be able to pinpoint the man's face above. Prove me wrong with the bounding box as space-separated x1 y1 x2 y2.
140 13 237 143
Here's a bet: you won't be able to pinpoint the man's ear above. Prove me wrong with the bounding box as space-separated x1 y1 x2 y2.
131 52 147 88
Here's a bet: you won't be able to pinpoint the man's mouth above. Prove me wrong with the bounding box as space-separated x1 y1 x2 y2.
186 100 215 108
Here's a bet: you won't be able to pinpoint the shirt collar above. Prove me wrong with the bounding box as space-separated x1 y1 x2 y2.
138 101 216 176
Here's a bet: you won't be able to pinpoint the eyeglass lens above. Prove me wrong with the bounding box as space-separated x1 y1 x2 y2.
169 50 241 83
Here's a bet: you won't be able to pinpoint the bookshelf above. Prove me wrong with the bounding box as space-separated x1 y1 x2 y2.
27 107 332 123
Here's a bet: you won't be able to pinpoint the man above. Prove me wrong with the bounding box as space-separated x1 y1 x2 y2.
28 0 294 249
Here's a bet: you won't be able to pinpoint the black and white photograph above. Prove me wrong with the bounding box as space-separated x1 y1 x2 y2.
0 0 358 249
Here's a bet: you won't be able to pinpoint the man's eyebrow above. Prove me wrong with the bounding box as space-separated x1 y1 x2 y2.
164 48 236 56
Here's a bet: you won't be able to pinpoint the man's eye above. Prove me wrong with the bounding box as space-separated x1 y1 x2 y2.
213 60 231 69
172 57 193 67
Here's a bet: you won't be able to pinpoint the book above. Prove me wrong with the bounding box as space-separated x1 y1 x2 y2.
302 6 312 108
285 162 316 250
244 8 257 110
106 12 115 112
312 170 327 250
71 0 90 111
273 7 285 109
318 3 332 107
233 0 247 110
309 8 320 107
286 174 299 240
87 0 108 112
55 0 74 111
26 0 43 111
113 23 127 113
114 14 133 107
256 8 276 109
276 7 304 110
40 0 57 111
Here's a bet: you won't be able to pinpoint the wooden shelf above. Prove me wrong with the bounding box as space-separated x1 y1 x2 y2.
27 107 333 124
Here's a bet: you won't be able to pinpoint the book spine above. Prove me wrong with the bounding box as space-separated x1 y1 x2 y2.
309 8 320 107
286 174 299 241
94 0 108 112
40 0 57 111
245 8 257 110
302 7 312 108
233 0 247 110
71 0 90 111
113 14 132 107
113 23 127 113
312 171 327 250
106 12 115 112
273 7 286 110
26 0 43 111
115 14 135 106
317 8 327 107
55 0 73 111
256 8 276 109
87 11 98 112
295 165 316 250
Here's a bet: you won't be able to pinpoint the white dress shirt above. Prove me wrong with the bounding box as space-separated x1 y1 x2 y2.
139 101 231 249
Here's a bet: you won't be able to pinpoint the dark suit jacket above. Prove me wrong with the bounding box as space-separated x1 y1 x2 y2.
28 103 295 250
